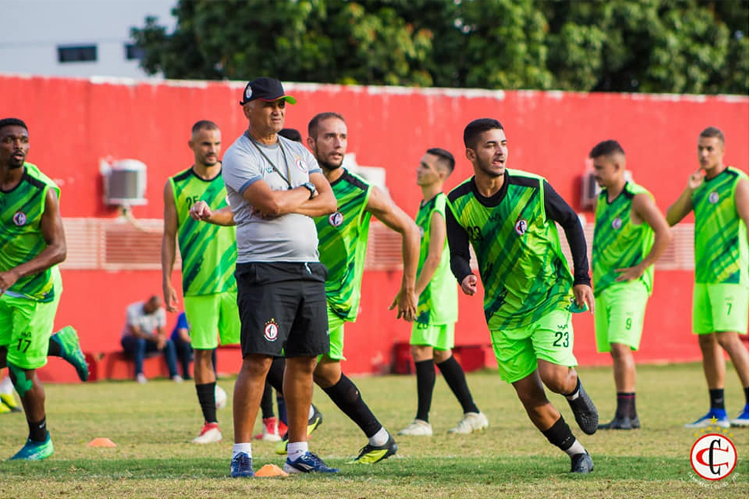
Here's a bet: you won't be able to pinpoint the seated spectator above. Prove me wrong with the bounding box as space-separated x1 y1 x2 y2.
171 311 217 381
121 295 181 383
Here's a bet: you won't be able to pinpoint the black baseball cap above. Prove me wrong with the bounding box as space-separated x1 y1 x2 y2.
239 77 297 105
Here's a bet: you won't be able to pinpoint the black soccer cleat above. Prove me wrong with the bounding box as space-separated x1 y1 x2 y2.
598 414 638 430
567 383 598 435
570 452 594 473
349 434 398 464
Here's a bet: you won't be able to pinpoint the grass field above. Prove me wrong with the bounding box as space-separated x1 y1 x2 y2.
1 362 748 498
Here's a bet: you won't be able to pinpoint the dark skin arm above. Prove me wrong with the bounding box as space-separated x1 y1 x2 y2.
0 188 66 294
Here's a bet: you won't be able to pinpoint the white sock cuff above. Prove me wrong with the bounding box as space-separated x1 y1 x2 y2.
232 442 252 456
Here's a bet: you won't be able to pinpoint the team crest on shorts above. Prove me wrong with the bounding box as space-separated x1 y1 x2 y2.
515 219 528 235
264 319 279 342
295 156 308 173
612 217 622 229
329 211 344 227
13 211 27 226
709 191 719 204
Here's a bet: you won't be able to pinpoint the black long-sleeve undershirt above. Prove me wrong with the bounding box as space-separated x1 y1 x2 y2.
446 177 591 287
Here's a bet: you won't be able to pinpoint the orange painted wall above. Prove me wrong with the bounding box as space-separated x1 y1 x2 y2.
1 74 747 382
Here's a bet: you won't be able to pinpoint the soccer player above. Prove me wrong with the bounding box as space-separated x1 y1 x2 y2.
589 140 672 430
446 118 598 473
191 111 420 464
162 120 241 444
398 148 487 437
0 117 67 460
666 127 749 428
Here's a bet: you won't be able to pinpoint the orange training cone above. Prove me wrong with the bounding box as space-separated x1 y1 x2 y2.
87 437 116 448
254 464 289 477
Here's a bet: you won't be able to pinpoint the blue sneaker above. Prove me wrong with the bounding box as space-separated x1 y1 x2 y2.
684 409 730 428
10 433 54 460
51 326 89 382
730 404 749 427
283 451 339 474
230 452 254 477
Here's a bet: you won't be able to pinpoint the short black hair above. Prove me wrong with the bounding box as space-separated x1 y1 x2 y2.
699 126 725 145
426 147 455 175
463 118 503 149
308 112 345 139
279 128 302 142
0 118 28 134
589 140 625 159
191 120 219 134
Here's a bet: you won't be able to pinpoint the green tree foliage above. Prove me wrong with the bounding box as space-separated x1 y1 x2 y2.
132 0 748 94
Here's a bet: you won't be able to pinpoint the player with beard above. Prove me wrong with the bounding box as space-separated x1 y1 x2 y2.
162 120 240 444
191 112 420 463
0 117 67 460
667 127 749 428
446 118 598 473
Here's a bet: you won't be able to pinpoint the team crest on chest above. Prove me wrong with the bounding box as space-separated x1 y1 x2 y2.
264 319 279 342
294 155 308 173
612 217 622 229
13 211 27 226
419 226 425 238
515 219 528 236
329 211 344 227
709 191 719 204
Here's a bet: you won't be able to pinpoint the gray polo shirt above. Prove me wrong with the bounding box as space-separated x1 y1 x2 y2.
121 301 166 338
222 133 322 263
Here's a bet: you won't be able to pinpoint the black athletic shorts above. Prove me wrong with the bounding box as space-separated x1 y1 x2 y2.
235 261 329 358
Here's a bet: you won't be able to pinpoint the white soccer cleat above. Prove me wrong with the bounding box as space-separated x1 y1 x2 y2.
397 419 433 436
136 373 148 384
448 412 489 434
172 375 184 383
192 422 222 444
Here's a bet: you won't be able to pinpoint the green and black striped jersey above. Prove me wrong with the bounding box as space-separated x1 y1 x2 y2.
592 182 655 296
0 163 58 302
314 169 372 322
415 193 457 326
692 166 748 286
447 169 583 331
169 167 237 296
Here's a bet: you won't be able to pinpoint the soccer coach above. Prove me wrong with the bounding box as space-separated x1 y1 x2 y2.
212 77 338 476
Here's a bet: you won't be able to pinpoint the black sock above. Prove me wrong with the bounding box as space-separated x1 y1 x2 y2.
437 356 480 414
28 416 47 442
744 387 749 406
415 359 435 421
260 382 274 419
709 388 725 410
47 336 62 357
541 416 576 452
322 374 381 437
196 382 217 424
616 392 636 418
265 357 285 393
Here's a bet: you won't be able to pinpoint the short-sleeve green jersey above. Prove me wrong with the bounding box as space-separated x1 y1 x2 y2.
314 169 372 322
692 166 748 286
169 167 237 296
592 182 655 296
0 164 58 302
24 163 63 295
447 169 574 330
415 193 458 326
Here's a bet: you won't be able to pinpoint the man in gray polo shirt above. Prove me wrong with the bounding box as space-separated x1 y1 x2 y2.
218 77 338 477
